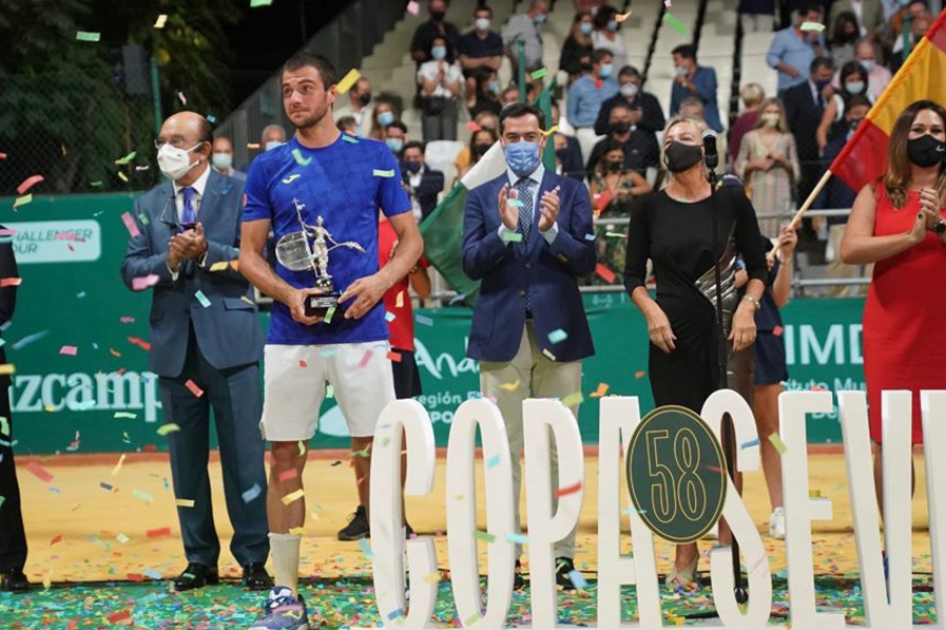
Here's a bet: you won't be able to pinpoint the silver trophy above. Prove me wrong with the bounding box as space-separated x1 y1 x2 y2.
275 198 367 316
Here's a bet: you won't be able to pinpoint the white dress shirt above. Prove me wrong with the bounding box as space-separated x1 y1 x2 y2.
498 162 559 244
168 164 211 278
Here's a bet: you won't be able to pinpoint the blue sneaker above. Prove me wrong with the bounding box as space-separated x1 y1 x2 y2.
249 586 310 630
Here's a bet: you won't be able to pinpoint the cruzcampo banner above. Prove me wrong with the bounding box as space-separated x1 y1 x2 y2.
2 194 865 454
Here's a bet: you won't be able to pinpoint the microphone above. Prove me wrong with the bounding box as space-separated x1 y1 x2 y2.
702 130 719 171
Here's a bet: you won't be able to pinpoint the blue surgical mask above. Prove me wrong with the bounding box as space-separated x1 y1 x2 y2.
386 137 404 153
534 13 547 26
431 46 447 60
488 80 500 94
504 140 541 177
860 60 875 73
600 63 613 78
579 22 593 35
377 111 395 127
845 81 865 94
608 19 619 31
675 66 688 77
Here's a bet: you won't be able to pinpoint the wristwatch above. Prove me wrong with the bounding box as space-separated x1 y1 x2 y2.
935 219 946 236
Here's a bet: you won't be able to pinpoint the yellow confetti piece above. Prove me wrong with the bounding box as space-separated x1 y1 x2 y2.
615 8 634 22
589 382 609 398
12 195 31 210
157 423 181 436
209 261 229 272
75 31 101 42
281 489 305 505
0 364 15 375
542 348 556 361
395 290 404 308
154 14 168 28
175 498 195 508
499 379 520 391
288 526 305 535
809 489 822 498
562 392 584 407
111 454 126 477
117 171 129 183
297 440 306 456
800 21 825 32
423 572 442 583
768 433 787 454
540 125 559 137
373 169 395 178
336 68 362 95
42 568 53 590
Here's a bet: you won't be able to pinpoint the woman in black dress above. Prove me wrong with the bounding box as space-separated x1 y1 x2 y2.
624 116 768 589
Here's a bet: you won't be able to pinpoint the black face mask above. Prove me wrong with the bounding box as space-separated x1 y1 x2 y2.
357 92 371 107
664 141 703 173
555 148 568 162
605 159 623 172
907 134 946 168
580 62 593 73
431 10 445 21
611 121 631 135
474 143 492 157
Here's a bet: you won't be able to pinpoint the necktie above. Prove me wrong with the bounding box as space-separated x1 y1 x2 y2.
181 186 196 226
515 177 534 240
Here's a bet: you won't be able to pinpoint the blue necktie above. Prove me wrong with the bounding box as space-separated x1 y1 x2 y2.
181 186 196 226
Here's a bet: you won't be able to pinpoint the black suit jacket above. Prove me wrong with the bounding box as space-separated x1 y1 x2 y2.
594 92 666 136
406 167 445 222
782 80 825 162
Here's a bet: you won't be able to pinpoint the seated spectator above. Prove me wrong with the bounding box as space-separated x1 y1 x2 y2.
418 36 463 141
370 100 400 140
502 0 549 74
454 111 500 173
813 94 871 296
211 136 245 181
401 141 446 222
567 48 619 164
458 4 503 96
560 12 595 84
465 68 502 118
847 38 891 100
548 103 585 180
729 83 766 167
816 59 871 152
499 85 521 109
591 5 627 70
385 121 409 159
829 11 860 69
455 128 498 183
829 0 885 39
586 102 659 176
766 5 829 94
262 124 287 151
525 76 545 104
411 0 461 68
336 116 358 134
678 97 728 161
889 10 932 72
594 65 666 137
738 0 776 33
334 77 374 137
735 97 800 237
670 44 723 132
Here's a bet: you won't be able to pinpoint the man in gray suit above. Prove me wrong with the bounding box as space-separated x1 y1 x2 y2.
121 112 272 592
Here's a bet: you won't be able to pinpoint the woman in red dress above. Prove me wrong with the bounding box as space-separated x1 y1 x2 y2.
841 100 946 512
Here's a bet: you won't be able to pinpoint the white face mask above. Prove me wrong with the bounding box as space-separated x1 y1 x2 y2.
761 113 780 127
212 152 233 170
475 18 490 31
157 143 201 181
620 83 639 98
265 140 283 151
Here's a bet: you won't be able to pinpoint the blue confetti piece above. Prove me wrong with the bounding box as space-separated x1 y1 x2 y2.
486 454 500 469
584 233 595 241
741 438 761 450
415 315 433 326
359 537 373 558
547 328 568 344
505 532 529 544
143 568 163 580
194 290 211 308
206 114 217 124
100 482 113 491
241 483 262 503
320 349 338 358
76 291 87 299
568 569 588 589
385 311 396 322
387 609 404 620
11 329 49 350
621 507 647 515
49 487 61 494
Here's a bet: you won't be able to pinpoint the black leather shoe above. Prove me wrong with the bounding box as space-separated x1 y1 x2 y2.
173 563 219 591
338 505 370 541
514 560 525 591
555 557 577 590
0 569 30 593
242 563 273 591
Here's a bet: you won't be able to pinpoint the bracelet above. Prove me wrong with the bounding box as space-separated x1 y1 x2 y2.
742 295 760 311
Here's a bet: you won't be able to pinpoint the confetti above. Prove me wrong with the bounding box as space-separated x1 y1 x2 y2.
373 169 395 178
395 290 404 308
133 489 154 503
474 530 496 543
116 533 129 544
773 325 784 337
388 609 405 621
341 134 359 144
407 0 420 15
663 12 688 35
358 349 373 368
505 532 529 544
121 212 141 238
114 151 136 165
278 469 298 482
0 277 22 287
281 489 305 505
542 348 556 361
288 526 305 535
111 454 126 476
584 233 595 241
156 423 181 436
466 121 482 132
486 454 500 469
337 69 362 95
800 21 825 32
540 125 559 136
501 231 523 243
0 364 15 376
177 91 187 105
554 480 582 498
590 382 609 398
548 328 568 344
387 350 402 363
595 263 616 284
569 569 588 589
506 198 522 208
605 231 626 239
146 526 171 538
13 194 32 209
385 311 396 322
76 31 101 42
324 305 336 324
194 290 211 308
416 314 433 326
0 417 7 436
175 498 196 508
530 67 547 79
562 392 584 407
114 412 136 420
50 534 64 546
359 537 373 558
500 379 520 391
291 148 312 166
768 433 788 454
25 461 53 483
423 572 442 583
185 380 204 397
119 316 135 323
132 274 160 291
741 438 760 450
615 8 634 22
209 261 229 272
59 345 78 356
242 483 262 503
250 0 274 6
16 175 44 195
154 14 168 28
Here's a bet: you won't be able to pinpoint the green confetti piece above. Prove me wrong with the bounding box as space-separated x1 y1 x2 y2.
113 412 136 420
138 213 149 226
501 231 523 243
115 151 137 165
194 290 211 308
132 489 154 503
342 134 360 144
324 305 336 324
0 417 7 436
157 423 181 436
90 181 103 187
13 194 32 209
373 169 395 178
768 433 788 454
326 384 334 399
530 67 547 80
250 0 273 6
474 530 496 543
464 613 482 626
76 31 101 42
562 392 584 407
663 12 688 35
0 495 5 511
605 231 626 239
291 148 312 166
548 328 568 344
800 21 825 32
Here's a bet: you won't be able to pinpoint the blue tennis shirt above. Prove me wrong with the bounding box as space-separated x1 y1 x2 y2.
243 133 411 345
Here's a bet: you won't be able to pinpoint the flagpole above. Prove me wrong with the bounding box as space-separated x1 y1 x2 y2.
768 169 835 256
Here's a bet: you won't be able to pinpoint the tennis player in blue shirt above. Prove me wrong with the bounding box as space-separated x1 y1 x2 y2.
240 52 422 629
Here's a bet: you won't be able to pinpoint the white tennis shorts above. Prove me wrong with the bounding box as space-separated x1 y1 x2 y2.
259 343 395 441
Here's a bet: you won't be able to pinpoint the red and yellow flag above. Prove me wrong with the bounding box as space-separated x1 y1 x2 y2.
831 10 946 191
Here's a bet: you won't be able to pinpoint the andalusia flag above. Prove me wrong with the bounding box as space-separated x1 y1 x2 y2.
831 9 946 190
419 143 507 305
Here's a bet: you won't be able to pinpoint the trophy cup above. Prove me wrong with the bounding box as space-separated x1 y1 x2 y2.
275 198 367 317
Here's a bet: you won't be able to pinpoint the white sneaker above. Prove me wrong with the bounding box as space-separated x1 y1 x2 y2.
769 507 786 540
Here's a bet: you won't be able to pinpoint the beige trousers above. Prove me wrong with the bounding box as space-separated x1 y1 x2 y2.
828 224 873 297
479 321 582 559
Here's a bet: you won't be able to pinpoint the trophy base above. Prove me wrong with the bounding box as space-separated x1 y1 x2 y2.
306 292 340 318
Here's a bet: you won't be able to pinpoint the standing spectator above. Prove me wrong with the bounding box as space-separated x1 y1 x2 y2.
385 121 409 159
591 5 628 70
813 95 871 296
783 56 833 203
337 116 358 134
594 65 666 138
678 97 728 163
829 0 885 38
736 98 801 237
766 5 829 94
816 60 872 153
410 0 461 68
670 44 723 132
738 0 776 32
829 11 861 69
567 49 619 161
729 83 766 168
262 124 287 151
456 127 499 183
465 69 502 118
550 104 586 180
889 11 932 72
850 38 891 101
881 0 931 59
462 103 596 591
502 0 549 74
418 36 463 141
458 5 503 98
587 102 660 176
212 136 246 181
334 77 374 138
455 111 500 174
560 12 595 83
0 241 25 594
122 112 272 593
401 141 446 221
500 85 522 108
370 100 400 140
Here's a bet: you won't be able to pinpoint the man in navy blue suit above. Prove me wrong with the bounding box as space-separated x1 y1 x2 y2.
462 103 596 591
121 112 271 593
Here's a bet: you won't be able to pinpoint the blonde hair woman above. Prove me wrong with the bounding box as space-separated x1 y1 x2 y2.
624 116 768 589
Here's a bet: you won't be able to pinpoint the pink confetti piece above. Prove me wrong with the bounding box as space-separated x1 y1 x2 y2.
358 349 373 368
120 212 140 238
16 175 44 195
131 274 159 291
407 0 420 15
185 379 204 398
177 91 187 105
278 469 299 482
0 153 7 160
0 277 22 287
25 461 54 483
59 345 78 356
664 0 671 6
119 316 135 324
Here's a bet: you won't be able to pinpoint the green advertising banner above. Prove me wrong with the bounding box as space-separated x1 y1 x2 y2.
2 194 865 454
